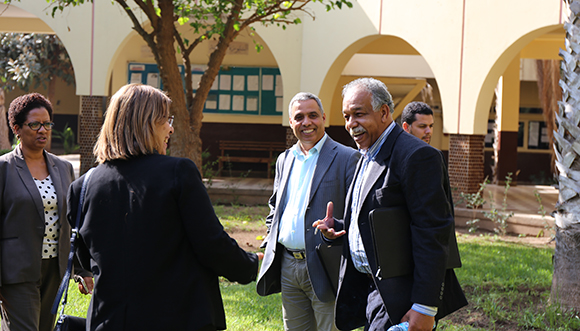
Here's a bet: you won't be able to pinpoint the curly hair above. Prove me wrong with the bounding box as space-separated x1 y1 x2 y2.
8 93 53 135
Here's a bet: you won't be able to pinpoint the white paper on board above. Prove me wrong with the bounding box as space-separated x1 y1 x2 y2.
220 75 231 90
232 95 244 111
262 75 273 90
528 121 539 147
206 95 217 109
219 95 231 110
247 96 258 111
147 73 159 88
233 75 245 91
247 76 259 91
130 73 142 84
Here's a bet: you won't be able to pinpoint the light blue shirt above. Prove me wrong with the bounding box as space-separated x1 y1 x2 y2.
348 122 394 274
348 122 437 317
278 134 328 250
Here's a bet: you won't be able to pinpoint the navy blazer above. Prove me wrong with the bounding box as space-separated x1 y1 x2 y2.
334 125 467 330
68 154 259 331
0 145 75 285
257 136 360 302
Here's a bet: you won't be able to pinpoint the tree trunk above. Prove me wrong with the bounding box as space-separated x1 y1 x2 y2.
187 14 241 171
0 89 11 150
551 224 580 309
156 0 200 169
552 0 580 311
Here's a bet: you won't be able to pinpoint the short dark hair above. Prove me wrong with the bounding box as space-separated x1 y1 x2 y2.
8 93 53 135
402 101 433 125
289 92 324 116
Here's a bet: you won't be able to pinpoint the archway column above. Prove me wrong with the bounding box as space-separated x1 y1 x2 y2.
448 134 485 202
79 95 105 174
493 56 521 184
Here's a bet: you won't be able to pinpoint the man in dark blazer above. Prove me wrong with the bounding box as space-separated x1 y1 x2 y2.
257 92 360 330
314 78 467 331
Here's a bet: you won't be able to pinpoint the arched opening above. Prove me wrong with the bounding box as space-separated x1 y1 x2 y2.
319 35 445 151
0 3 79 155
476 25 564 184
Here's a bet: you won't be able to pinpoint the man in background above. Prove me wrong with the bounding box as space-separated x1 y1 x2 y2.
401 101 434 144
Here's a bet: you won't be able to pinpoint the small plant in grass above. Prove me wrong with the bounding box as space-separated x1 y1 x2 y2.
484 172 514 236
202 149 220 188
459 177 489 233
534 189 555 239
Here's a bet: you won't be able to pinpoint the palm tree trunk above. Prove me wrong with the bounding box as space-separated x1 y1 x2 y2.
551 0 580 311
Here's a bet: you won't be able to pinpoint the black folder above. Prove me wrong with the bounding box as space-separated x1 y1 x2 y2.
369 207 414 279
315 243 342 293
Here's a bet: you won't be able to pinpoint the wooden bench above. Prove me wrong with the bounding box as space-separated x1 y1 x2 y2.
218 140 287 178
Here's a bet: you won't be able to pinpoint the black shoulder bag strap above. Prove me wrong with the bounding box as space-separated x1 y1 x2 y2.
51 167 95 315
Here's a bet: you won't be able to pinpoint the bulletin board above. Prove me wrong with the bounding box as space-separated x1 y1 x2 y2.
128 63 282 116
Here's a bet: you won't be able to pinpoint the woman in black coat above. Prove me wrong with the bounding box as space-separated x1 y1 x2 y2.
68 84 261 331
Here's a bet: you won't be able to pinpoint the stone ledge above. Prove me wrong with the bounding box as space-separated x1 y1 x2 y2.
455 207 555 237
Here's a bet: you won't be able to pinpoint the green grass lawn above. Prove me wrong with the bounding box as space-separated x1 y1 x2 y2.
47 206 579 330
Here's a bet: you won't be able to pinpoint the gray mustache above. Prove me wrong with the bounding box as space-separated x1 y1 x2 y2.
350 127 366 136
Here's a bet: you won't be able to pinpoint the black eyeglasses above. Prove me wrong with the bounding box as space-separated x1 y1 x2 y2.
24 121 54 131
168 116 174 127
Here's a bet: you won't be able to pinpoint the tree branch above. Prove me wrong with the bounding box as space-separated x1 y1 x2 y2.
114 0 162 66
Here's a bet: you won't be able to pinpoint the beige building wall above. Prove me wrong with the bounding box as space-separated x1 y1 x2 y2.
1 0 569 149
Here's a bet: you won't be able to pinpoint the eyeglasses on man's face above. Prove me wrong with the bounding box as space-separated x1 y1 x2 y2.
168 115 174 127
24 121 54 131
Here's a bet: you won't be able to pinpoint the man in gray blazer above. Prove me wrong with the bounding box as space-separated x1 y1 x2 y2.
257 92 360 331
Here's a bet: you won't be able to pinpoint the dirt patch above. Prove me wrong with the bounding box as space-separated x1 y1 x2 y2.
229 228 556 252
228 229 266 252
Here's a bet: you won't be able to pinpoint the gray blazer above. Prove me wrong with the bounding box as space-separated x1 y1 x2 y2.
0 145 75 285
257 136 360 302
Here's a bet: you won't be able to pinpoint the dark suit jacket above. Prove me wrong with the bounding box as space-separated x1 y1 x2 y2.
257 136 360 302
68 154 259 331
334 125 467 330
0 145 75 286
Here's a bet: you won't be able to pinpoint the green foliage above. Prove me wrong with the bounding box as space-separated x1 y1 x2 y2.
52 123 80 155
450 234 580 330
456 234 553 287
220 280 283 331
0 33 74 92
43 234 580 331
201 148 220 187
535 189 556 239
459 177 488 233
0 149 12 156
484 173 514 236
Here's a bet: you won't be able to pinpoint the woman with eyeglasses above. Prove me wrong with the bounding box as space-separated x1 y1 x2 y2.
0 93 93 331
67 84 262 331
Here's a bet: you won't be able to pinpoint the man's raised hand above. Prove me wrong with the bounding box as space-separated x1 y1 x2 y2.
312 201 346 240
